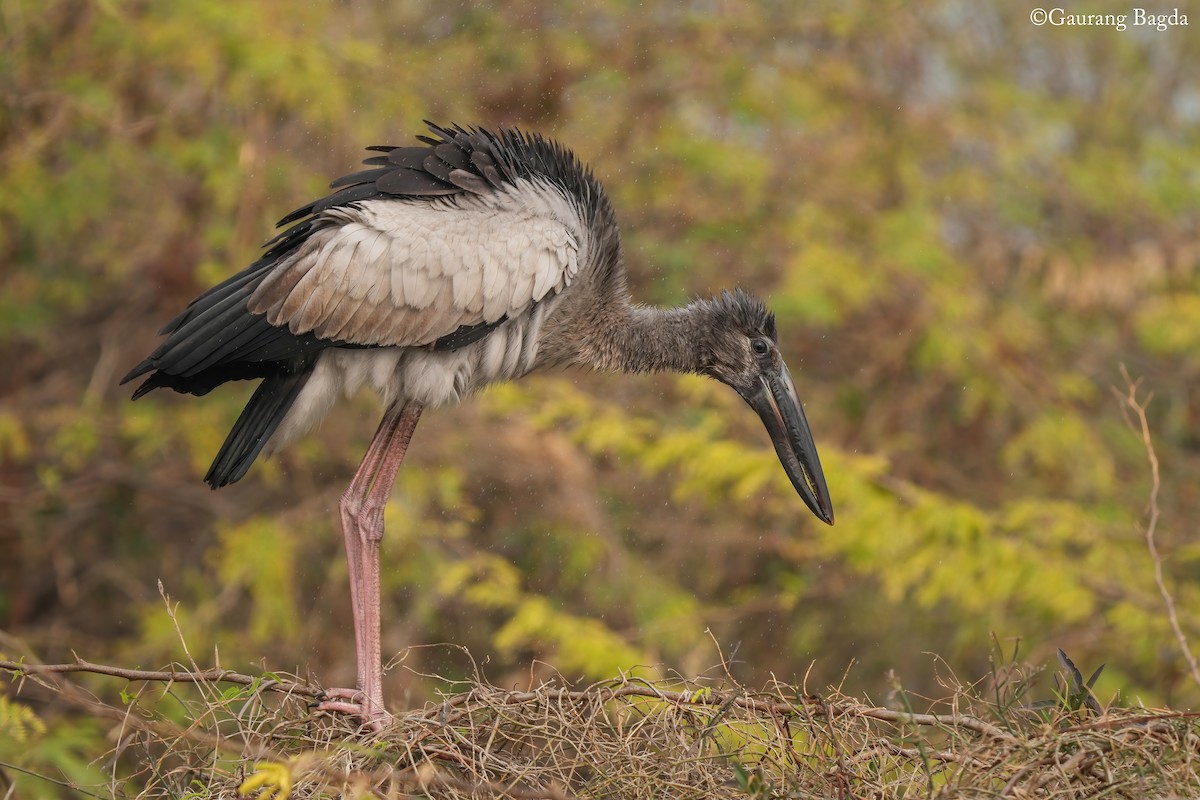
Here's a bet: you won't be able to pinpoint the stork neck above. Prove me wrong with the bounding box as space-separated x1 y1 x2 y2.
588 301 709 376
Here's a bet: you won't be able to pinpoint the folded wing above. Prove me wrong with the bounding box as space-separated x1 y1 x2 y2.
247 189 580 349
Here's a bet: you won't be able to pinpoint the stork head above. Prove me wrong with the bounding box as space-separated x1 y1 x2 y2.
699 290 834 525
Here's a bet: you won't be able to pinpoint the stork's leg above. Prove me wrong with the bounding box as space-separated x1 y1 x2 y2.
316 400 423 727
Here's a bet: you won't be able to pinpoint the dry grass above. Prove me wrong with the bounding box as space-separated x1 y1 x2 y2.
6 653 1200 799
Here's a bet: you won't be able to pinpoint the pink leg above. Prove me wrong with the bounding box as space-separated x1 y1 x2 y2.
316 400 423 728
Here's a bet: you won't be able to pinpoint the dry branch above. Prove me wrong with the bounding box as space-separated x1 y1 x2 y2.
1115 366 1200 690
4 654 1199 798
0 657 321 698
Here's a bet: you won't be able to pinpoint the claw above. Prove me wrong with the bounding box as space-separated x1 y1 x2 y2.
313 687 392 732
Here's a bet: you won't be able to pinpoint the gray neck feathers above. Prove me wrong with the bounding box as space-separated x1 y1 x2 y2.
581 301 711 376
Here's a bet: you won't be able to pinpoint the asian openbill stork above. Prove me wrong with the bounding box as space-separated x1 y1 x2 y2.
123 123 834 725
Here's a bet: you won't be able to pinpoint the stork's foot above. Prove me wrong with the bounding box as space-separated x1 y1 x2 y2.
313 687 392 732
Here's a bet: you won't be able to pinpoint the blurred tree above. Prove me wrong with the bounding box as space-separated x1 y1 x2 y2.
1 4 1198 769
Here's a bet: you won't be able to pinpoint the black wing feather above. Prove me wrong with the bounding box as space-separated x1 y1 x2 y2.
433 142 472 171
430 316 510 351
446 169 492 195
329 167 392 189
422 154 454 183
386 147 432 168
374 167 459 195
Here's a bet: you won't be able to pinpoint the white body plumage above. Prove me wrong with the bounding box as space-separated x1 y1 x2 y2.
267 302 559 450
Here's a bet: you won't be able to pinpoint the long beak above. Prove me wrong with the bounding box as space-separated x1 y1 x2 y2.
740 360 834 525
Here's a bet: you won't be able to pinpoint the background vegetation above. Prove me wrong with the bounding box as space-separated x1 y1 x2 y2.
2 0 1198 793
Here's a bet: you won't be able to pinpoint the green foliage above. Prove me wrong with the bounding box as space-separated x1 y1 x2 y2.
211 517 301 642
1002 412 1116 498
1135 294 1200 356
0 697 108 799
0 694 44 742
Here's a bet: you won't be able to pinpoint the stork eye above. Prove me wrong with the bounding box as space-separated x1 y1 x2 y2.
751 337 770 356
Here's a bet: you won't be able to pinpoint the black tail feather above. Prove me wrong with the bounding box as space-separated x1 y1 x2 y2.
204 366 314 488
